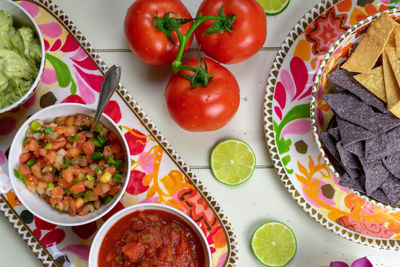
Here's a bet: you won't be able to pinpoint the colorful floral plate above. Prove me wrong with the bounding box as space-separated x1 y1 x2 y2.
0 1 238 266
264 0 400 249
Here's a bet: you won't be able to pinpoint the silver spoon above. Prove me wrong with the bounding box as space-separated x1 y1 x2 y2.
93 65 122 126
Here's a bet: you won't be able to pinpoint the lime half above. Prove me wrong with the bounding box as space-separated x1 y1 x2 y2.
251 221 297 267
210 138 256 186
257 0 290 15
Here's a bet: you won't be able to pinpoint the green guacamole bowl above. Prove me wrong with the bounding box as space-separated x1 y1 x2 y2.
0 0 45 113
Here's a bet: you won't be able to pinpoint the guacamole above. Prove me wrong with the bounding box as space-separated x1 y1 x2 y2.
0 10 42 109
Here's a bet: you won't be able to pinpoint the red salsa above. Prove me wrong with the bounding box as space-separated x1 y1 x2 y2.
98 210 206 267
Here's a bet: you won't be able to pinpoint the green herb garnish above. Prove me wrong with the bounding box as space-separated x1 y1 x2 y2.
45 127 53 135
91 152 104 161
26 159 37 168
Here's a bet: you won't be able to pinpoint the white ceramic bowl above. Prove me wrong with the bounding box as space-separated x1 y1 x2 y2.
0 0 45 113
88 203 212 267
8 103 131 226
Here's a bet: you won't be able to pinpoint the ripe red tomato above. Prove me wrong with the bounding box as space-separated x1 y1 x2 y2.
165 58 240 131
195 0 267 64
124 0 193 66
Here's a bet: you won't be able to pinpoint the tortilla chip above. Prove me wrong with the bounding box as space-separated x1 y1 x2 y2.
383 47 400 118
328 69 386 112
359 157 389 195
386 19 400 47
354 66 386 101
395 27 400 58
342 13 394 73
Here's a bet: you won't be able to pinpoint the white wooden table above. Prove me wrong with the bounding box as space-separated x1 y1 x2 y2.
1 0 399 266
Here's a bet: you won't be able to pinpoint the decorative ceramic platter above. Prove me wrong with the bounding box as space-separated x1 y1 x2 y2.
0 1 238 266
264 0 400 249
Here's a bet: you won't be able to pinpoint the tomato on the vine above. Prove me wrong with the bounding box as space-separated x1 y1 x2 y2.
195 0 267 64
124 0 193 66
165 58 240 131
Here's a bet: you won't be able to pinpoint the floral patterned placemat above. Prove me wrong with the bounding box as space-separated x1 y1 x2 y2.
264 0 400 250
0 1 238 266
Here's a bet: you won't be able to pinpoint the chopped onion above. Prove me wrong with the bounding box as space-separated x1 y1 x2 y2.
57 148 66 157
85 132 94 138
71 157 79 165
351 257 372 267
89 164 97 171
33 132 41 140
55 155 63 165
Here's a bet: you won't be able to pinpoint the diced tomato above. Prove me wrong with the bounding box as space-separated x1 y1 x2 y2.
54 126 66 135
52 138 66 150
58 178 72 188
110 142 122 154
108 131 119 142
70 182 85 194
32 149 40 158
19 152 32 164
68 147 79 158
77 132 86 143
42 172 55 183
31 162 42 178
63 167 74 183
26 175 38 186
65 116 75 127
75 114 84 126
64 126 77 137
19 165 31 176
45 150 57 163
108 184 121 196
27 139 39 151
51 186 64 198
39 148 47 157
122 242 145 263
94 183 110 197
82 141 95 156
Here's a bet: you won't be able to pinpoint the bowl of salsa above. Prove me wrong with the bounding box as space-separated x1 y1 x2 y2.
89 203 212 267
0 0 45 113
8 103 131 226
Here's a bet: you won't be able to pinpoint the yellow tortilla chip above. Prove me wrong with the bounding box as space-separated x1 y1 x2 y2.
354 66 386 101
386 19 400 47
342 13 394 73
385 47 400 86
395 27 400 58
382 50 400 118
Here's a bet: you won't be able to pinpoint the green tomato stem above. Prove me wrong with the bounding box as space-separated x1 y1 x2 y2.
172 15 221 74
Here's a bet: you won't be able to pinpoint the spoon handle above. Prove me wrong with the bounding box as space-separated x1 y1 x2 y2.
93 65 122 126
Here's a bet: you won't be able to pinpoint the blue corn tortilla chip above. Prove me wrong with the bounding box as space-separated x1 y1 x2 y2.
337 141 360 170
370 189 389 204
380 174 400 204
383 153 400 178
337 118 374 145
339 173 365 193
375 113 400 132
327 68 386 112
359 157 389 195
320 132 340 160
328 127 340 141
365 126 400 160
345 141 365 158
345 167 360 180
323 93 381 132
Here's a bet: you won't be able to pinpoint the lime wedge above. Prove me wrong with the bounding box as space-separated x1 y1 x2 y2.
257 0 290 15
210 138 256 186
251 221 297 267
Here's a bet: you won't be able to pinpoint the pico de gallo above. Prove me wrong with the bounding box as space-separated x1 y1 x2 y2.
15 114 125 216
99 210 205 267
